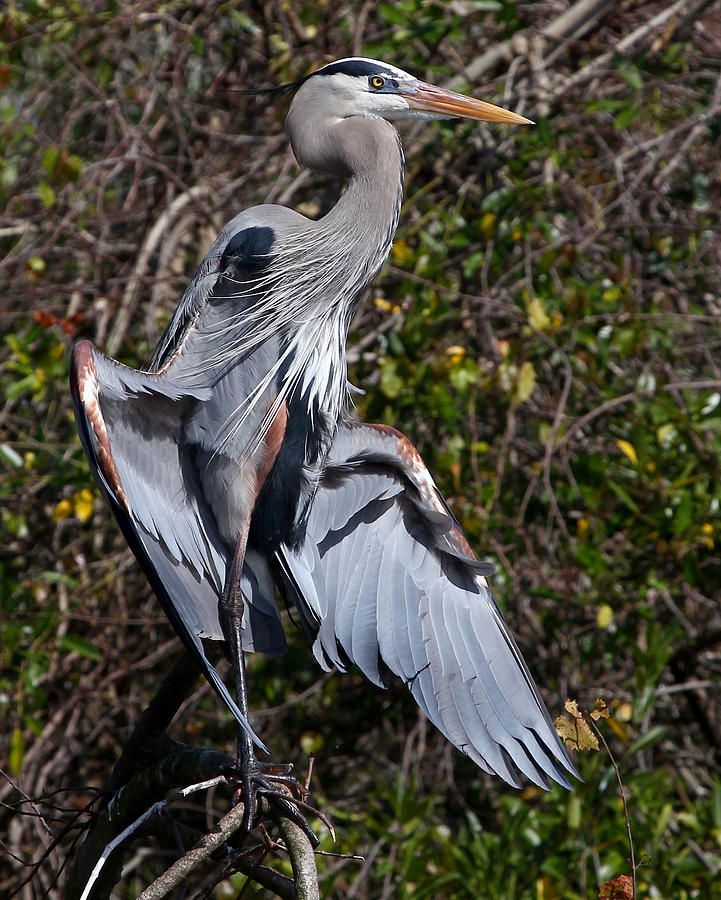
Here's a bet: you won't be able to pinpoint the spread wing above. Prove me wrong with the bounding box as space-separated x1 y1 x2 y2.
277 420 576 789
70 340 285 751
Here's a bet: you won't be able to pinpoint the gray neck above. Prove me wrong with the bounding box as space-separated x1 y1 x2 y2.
285 108 405 315
323 117 405 302
277 107 404 435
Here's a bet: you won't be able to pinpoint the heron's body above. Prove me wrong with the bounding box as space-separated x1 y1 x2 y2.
71 58 576 800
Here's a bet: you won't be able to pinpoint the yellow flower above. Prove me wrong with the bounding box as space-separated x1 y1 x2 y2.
73 489 95 523
481 212 496 241
525 297 551 332
53 499 72 521
445 345 466 365
391 239 412 265
596 604 614 629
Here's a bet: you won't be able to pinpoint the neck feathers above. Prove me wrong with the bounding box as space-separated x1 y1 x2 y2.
319 116 405 311
282 114 405 440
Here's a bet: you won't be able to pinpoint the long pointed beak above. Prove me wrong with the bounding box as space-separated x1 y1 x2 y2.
407 82 533 125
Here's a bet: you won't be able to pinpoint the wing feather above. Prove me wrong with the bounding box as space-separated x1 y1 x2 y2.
70 341 286 751
278 420 577 788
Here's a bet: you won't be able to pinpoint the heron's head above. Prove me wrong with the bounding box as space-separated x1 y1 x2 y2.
290 57 532 126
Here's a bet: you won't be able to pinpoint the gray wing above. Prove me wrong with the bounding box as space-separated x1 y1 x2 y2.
70 340 285 750
276 419 577 789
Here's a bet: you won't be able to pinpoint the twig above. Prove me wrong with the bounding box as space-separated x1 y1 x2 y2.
454 0 616 85
656 679 719 696
552 379 721 457
106 183 216 355
653 68 721 190
551 0 693 97
588 717 636 899
540 337 574 541
66 747 234 899
108 651 200 792
80 776 227 900
551 392 636 454
135 793 249 900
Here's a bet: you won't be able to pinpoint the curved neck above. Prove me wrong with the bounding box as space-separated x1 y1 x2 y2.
285 108 405 311
321 116 405 265
276 107 405 431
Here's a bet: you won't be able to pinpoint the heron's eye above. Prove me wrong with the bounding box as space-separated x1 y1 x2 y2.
369 75 385 90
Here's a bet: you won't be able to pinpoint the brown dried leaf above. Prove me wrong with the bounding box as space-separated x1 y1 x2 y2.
591 698 610 720
599 874 634 899
554 699 599 752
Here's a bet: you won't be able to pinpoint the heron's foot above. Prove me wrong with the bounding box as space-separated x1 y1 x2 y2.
225 760 321 848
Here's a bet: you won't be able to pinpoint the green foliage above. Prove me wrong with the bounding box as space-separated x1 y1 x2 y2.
2 1 721 897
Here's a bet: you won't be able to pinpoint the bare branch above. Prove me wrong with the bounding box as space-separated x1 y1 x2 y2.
79 776 227 900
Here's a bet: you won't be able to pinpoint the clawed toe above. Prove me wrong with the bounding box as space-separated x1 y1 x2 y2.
258 787 320 848
224 761 322 848
256 761 295 778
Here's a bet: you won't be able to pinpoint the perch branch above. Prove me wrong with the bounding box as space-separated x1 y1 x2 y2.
138 795 319 900
79 776 227 900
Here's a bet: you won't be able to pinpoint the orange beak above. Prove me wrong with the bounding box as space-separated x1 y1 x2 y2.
407 82 533 125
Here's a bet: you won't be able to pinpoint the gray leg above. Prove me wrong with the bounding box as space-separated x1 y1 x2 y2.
220 524 318 844
220 521 255 828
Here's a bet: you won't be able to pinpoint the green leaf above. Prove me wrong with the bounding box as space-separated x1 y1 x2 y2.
514 361 536 404
42 146 60 177
628 725 667 754
379 358 404 399
614 104 639 130
675 492 692 536
618 60 644 91
37 180 55 208
607 479 641 515
9 727 24 775
37 571 78 587
58 634 103 661
379 3 405 25
567 793 582 830
64 153 83 182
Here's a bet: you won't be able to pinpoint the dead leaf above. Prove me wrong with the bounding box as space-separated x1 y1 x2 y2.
599 874 634 899
554 699 599 752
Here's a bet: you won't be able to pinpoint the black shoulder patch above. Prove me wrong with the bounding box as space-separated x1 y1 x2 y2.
220 225 275 274
314 59 397 80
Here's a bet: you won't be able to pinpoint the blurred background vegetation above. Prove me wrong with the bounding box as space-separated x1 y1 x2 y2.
2 0 721 897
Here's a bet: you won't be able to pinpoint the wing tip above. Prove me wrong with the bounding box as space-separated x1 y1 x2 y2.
205 664 269 754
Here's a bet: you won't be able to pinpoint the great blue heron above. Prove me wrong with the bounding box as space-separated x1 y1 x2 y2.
70 57 577 832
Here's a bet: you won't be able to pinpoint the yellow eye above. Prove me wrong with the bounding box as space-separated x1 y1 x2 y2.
370 76 385 90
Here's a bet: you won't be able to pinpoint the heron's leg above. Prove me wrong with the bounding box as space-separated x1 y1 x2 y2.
220 525 319 845
220 520 254 806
